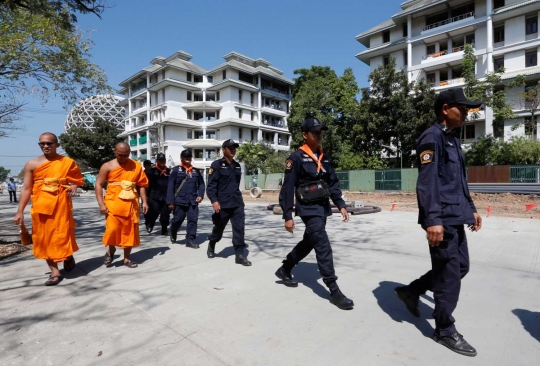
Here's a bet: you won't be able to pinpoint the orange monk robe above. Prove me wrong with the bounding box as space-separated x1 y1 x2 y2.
102 159 149 247
31 156 84 262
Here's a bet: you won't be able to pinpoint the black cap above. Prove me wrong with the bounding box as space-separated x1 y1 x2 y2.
156 153 166 161
301 118 328 132
180 149 192 158
222 139 239 148
143 160 152 166
434 88 482 115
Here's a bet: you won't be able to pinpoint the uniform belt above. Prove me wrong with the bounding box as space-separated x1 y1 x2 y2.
34 178 70 194
109 180 137 200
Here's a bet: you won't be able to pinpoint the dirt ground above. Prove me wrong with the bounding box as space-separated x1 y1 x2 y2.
243 190 540 220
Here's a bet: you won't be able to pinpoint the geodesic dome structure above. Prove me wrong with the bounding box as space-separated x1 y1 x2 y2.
64 95 125 131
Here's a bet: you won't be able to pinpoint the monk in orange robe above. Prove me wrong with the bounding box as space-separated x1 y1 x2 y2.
95 142 149 268
14 132 84 286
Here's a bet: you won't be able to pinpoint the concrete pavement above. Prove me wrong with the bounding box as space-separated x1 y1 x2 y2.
0 193 539 366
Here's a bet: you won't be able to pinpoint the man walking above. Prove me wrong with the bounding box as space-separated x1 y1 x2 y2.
95 142 149 268
395 88 482 357
206 139 251 266
276 118 354 310
145 153 171 235
8 178 17 203
13 132 84 286
167 150 205 248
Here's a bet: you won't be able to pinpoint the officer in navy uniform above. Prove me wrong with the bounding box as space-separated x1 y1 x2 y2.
395 88 483 357
276 118 354 310
206 139 251 266
166 150 205 248
145 153 171 235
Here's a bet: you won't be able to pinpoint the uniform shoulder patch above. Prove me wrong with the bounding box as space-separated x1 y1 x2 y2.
285 159 294 171
208 168 214 175
420 150 434 164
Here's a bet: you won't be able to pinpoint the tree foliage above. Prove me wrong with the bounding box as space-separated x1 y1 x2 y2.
59 118 122 171
0 166 11 182
465 135 540 165
236 141 288 175
0 3 110 137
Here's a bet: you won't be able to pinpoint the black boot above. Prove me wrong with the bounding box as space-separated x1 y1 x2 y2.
161 228 168 236
433 331 477 357
395 286 420 317
330 289 354 310
235 255 252 266
207 240 216 258
186 240 199 249
145 224 153 234
170 230 177 243
275 266 298 287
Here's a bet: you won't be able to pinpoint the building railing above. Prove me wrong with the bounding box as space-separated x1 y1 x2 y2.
422 11 475 32
421 45 470 60
130 85 147 96
129 139 137 147
261 86 292 99
431 77 465 87
263 104 285 111
139 136 147 144
139 154 148 161
262 120 287 128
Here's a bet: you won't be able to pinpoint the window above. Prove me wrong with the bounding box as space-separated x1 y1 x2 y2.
494 57 504 71
465 33 475 45
187 72 192 82
222 70 227 80
207 75 213 83
251 130 255 141
187 91 192 101
187 111 192 120
238 108 242 119
239 71 254 84
239 128 243 139
238 89 242 101
427 44 436 55
383 56 390 67
194 149 203 159
251 93 254 104
251 111 254 121
526 17 538 35
525 117 538 138
426 73 436 84
216 110 220 120
494 0 504 9
403 23 408 38
206 112 216 121
526 50 537 67
216 129 220 139
383 30 390 43
194 75 202 83
195 131 204 139
216 91 220 101
404 51 408 66
494 26 505 43
187 129 192 139
194 112 203 121
465 124 475 139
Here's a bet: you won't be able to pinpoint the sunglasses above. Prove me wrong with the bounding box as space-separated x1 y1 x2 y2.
38 142 56 147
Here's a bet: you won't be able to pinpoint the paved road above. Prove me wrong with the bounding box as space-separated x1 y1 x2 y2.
0 193 539 366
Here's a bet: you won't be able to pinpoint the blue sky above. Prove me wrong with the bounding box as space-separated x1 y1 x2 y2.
0 0 404 176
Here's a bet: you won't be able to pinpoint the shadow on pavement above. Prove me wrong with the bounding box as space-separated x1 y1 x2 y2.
291 262 329 300
373 281 434 338
512 309 540 342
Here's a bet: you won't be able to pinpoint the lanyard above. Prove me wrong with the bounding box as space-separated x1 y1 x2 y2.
299 144 324 172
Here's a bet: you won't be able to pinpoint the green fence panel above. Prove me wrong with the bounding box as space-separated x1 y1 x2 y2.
245 175 253 190
510 165 540 183
401 168 418 192
336 171 350 190
375 169 402 191
349 170 375 192
255 174 267 189
263 173 284 189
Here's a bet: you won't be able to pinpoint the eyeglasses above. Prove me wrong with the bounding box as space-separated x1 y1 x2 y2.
38 142 55 147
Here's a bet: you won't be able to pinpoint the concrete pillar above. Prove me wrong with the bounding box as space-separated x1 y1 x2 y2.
487 0 494 72
146 74 150 123
447 38 453 53
407 42 413 82
257 76 262 124
273 132 278 149
485 107 494 136
258 129 263 142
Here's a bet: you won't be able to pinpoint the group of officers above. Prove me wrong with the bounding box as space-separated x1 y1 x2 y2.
15 87 483 358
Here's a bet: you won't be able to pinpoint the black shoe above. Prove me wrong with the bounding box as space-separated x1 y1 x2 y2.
395 286 420 317
145 224 153 234
186 241 199 249
235 255 252 266
275 266 298 287
161 229 168 236
433 331 477 357
207 240 216 258
330 289 354 310
170 230 177 243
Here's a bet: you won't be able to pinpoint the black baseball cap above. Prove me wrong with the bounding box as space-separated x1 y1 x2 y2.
156 153 166 161
143 160 152 166
434 88 482 115
180 149 192 158
222 139 239 148
301 118 328 132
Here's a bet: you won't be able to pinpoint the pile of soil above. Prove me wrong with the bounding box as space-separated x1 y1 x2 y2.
243 190 540 219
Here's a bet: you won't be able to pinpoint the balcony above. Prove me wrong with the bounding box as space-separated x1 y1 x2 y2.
262 119 287 129
422 12 475 32
132 103 148 116
130 85 147 97
129 139 137 147
431 77 465 88
139 154 148 161
261 86 292 100
139 136 147 144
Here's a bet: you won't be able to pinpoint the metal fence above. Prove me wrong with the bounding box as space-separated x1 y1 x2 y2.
510 165 540 183
375 169 402 191
336 171 349 190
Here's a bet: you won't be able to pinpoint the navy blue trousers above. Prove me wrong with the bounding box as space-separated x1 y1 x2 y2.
208 206 246 256
170 204 199 241
145 197 170 230
283 216 339 291
408 225 470 336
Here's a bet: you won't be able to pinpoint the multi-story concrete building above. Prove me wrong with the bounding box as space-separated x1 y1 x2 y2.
117 51 292 171
356 0 540 142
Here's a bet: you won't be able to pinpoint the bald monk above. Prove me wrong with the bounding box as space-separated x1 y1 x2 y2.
13 132 84 286
95 142 149 268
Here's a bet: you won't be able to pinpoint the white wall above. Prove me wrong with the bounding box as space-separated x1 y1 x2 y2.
505 16 526 46
412 17 424 37
505 49 526 71
370 33 383 48
504 118 525 140
475 0 487 17
370 56 383 71
166 68 187 81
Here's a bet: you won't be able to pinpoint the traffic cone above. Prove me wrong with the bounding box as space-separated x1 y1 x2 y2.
525 203 537 212
486 206 493 217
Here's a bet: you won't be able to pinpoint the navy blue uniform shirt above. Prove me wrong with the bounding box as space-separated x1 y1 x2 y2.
279 149 346 220
416 121 477 228
166 166 205 206
206 158 244 209
147 166 171 201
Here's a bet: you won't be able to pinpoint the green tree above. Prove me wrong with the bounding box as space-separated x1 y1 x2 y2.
261 150 289 174
464 135 502 166
465 136 540 165
59 118 122 171
236 141 288 174
0 166 11 182
0 4 110 136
